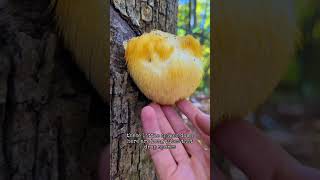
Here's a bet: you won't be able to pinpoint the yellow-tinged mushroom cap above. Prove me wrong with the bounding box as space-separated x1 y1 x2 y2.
124 30 204 105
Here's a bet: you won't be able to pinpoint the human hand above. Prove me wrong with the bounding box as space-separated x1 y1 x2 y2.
141 99 210 180
214 119 320 180
99 145 109 180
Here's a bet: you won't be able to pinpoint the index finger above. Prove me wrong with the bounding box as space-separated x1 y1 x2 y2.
141 106 177 177
176 99 210 138
213 119 313 180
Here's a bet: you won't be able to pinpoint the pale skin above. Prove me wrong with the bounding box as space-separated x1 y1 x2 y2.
141 99 320 180
99 99 320 180
214 119 320 180
140 100 210 180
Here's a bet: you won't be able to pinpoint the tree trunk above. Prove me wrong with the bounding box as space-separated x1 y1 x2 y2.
0 1 107 180
110 0 178 179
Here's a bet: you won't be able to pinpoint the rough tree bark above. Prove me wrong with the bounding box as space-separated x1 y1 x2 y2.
0 1 107 180
110 0 178 179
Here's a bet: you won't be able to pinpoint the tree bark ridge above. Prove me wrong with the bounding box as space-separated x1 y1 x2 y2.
110 0 178 179
0 1 107 180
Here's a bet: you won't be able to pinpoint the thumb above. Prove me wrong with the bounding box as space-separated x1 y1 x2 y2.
195 113 210 135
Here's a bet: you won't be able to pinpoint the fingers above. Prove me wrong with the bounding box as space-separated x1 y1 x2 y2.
161 105 204 156
99 145 110 180
196 113 210 135
176 99 210 144
213 119 301 180
195 113 210 145
141 106 177 177
176 99 203 126
288 165 320 180
213 163 228 180
149 103 189 163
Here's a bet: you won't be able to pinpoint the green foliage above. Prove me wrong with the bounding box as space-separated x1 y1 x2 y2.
280 0 320 97
177 0 210 95
282 60 301 88
312 21 320 40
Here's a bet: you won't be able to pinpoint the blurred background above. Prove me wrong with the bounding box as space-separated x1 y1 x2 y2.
240 1 320 178
177 0 210 114
178 0 320 179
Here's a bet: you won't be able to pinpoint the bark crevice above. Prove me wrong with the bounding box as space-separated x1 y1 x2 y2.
0 2 107 179
110 1 178 179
